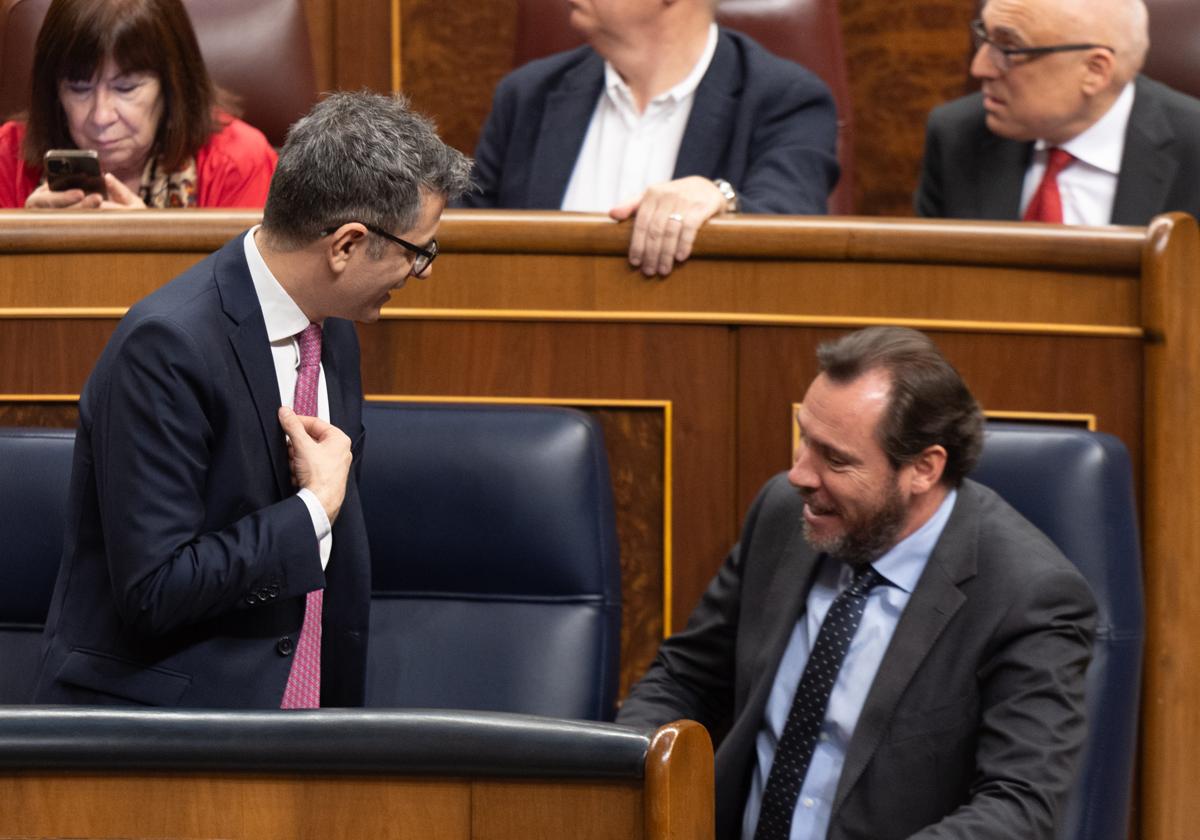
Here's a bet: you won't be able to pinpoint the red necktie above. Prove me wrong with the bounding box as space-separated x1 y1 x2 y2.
281 322 323 709
1023 147 1075 223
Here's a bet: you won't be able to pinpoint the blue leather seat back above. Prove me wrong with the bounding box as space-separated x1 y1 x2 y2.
360 402 622 720
0 427 75 703
970 423 1143 840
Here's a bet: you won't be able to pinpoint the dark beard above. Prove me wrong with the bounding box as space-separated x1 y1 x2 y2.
802 479 908 567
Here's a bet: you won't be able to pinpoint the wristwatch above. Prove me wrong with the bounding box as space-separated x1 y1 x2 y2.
712 178 739 214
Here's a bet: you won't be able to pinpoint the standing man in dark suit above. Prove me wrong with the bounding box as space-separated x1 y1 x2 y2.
461 0 838 276
33 92 471 708
617 326 1096 839
916 0 1200 225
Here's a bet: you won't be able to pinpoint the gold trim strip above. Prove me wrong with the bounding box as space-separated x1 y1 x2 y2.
0 393 80 402
985 409 1098 431
391 0 402 93
0 308 127 318
373 309 1143 338
366 394 671 409
1 306 1144 338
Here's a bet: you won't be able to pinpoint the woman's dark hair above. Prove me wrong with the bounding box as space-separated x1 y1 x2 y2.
22 0 227 171
817 326 985 486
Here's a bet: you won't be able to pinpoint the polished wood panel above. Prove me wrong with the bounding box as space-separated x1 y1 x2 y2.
591 407 669 695
358 318 735 630
1139 214 1200 840
0 720 714 840
2 210 1196 840
840 0 977 215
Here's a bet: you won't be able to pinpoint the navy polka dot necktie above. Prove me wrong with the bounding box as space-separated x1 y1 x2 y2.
754 564 883 840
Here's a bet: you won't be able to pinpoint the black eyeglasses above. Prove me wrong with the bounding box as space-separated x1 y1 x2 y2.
321 222 439 276
969 19 1114 72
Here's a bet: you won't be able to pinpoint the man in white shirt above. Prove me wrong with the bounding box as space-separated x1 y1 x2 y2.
33 92 471 708
464 0 839 276
916 0 1200 225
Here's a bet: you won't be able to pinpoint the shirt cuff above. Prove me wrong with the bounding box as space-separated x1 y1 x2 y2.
296 487 333 570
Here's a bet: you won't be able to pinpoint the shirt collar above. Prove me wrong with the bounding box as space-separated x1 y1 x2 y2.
242 226 313 342
866 488 958 594
1043 81 1135 176
602 22 719 112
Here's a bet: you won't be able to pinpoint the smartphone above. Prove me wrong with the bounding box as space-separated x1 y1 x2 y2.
44 149 108 199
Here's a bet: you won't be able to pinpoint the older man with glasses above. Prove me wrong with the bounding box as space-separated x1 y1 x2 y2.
915 0 1200 225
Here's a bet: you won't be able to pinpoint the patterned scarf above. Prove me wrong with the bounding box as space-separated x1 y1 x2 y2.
138 154 199 207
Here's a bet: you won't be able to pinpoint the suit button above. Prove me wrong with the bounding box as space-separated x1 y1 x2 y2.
268 586 280 598
277 636 294 656
246 595 258 605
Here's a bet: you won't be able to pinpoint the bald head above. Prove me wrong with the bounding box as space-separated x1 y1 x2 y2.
973 0 1149 143
1059 0 1148 81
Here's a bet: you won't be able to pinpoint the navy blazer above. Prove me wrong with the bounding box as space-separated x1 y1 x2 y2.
461 28 839 214
34 234 371 708
916 75 1200 224
617 476 1096 839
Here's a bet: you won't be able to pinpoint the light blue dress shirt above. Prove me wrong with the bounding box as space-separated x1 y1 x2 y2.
741 489 958 840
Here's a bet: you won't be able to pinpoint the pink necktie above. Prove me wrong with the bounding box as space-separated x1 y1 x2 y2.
1023 147 1075 223
281 322 323 709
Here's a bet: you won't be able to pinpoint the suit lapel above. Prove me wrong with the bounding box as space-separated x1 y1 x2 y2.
979 132 1031 220
675 30 739 180
1112 76 1177 225
831 485 979 814
216 235 292 499
740 526 823 711
527 55 605 208
322 319 350 429
717 517 822 837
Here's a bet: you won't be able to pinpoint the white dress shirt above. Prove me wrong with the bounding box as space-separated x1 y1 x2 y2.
742 489 958 840
1020 81 1135 226
242 227 333 569
561 23 719 211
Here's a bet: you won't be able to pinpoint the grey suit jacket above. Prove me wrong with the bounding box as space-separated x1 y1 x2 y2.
915 75 1200 224
617 474 1096 840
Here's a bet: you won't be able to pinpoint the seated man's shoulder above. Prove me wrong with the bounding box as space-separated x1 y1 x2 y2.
959 479 1091 591
497 43 601 95
718 27 832 96
926 91 988 132
1136 74 1200 125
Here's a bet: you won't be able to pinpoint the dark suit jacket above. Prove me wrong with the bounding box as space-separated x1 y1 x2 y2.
460 28 839 214
33 234 371 708
915 75 1200 225
617 475 1096 840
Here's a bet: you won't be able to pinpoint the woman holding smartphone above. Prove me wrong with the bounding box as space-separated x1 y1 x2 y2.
0 0 277 209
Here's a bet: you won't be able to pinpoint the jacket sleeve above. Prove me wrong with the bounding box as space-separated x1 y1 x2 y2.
616 476 789 732
736 73 839 215
91 315 325 637
907 563 1097 839
914 111 948 218
458 81 516 208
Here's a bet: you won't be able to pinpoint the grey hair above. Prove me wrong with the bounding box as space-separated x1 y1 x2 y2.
261 91 472 251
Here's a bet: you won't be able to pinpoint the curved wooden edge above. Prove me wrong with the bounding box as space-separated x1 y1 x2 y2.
0 208 1146 271
1138 210 1200 840
644 720 714 840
